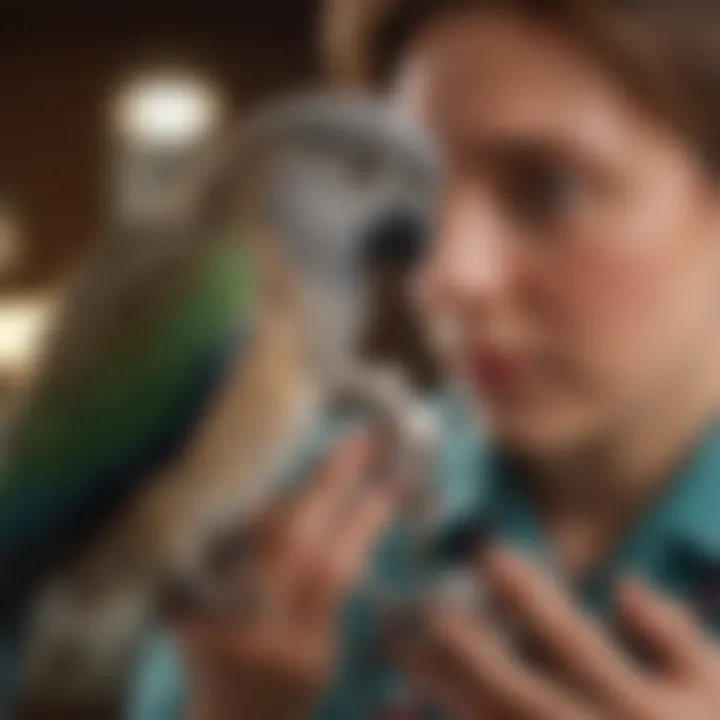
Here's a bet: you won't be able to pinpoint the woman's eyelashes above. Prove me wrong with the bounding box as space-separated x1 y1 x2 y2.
459 142 592 231
498 159 586 226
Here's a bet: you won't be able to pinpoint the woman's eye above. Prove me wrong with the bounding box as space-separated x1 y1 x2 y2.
502 164 584 222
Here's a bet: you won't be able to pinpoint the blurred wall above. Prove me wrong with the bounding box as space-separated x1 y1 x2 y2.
0 1 318 292
0 1 436 393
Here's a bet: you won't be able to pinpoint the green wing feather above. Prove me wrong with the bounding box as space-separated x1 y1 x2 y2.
0 228 255 605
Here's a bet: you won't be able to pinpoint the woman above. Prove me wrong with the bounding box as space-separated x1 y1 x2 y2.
130 0 720 717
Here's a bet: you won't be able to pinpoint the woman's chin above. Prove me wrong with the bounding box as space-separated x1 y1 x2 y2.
478 398 605 458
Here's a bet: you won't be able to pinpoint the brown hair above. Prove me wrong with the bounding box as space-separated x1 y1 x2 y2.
323 0 720 172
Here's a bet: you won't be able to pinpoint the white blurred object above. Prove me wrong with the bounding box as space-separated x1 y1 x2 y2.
0 297 55 376
113 74 223 149
110 72 225 224
331 363 441 523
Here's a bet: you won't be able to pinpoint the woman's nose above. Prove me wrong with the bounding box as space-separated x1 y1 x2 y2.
424 189 512 309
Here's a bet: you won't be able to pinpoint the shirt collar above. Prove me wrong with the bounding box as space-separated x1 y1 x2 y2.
432 392 720 570
661 420 720 563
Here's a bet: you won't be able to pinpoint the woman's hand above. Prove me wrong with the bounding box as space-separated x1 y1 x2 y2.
176 433 398 720
393 549 720 719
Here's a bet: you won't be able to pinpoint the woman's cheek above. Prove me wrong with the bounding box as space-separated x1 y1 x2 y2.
539 208 709 393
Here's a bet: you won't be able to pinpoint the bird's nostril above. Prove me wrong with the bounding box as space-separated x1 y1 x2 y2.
362 210 429 272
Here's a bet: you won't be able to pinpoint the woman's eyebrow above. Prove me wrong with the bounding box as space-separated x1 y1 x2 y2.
458 136 582 174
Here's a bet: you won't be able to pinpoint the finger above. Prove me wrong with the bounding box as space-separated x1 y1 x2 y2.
173 600 331 686
172 606 239 670
429 609 598 720
295 481 398 625
483 548 643 704
615 578 706 676
268 432 374 592
282 431 374 557
385 602 503 720
242 433 381 637
394 610 594 720
394 641 493 720
228 629 331 687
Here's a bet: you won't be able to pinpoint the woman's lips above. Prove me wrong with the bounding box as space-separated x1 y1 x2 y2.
465 351 536 395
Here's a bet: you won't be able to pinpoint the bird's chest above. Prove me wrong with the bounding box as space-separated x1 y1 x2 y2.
132 343 321 574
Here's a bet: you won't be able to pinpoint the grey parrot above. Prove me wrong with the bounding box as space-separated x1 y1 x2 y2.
0 92 441 718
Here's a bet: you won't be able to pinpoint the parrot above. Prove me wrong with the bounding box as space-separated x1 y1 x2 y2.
0 91 441 718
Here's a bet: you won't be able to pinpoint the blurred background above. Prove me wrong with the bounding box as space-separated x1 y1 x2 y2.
0 0 432 402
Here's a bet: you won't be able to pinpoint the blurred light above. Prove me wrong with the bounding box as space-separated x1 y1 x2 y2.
113 74 222 148
0 297 54 375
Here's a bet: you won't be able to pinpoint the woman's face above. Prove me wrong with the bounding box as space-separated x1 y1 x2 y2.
399 11 720 453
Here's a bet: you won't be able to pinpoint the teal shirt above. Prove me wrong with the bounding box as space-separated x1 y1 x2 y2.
123 393 720 718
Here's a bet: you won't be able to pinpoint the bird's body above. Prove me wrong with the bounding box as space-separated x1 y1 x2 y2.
0 92 439 717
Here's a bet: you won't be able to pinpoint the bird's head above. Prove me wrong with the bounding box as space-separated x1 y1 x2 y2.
198 91 439 379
